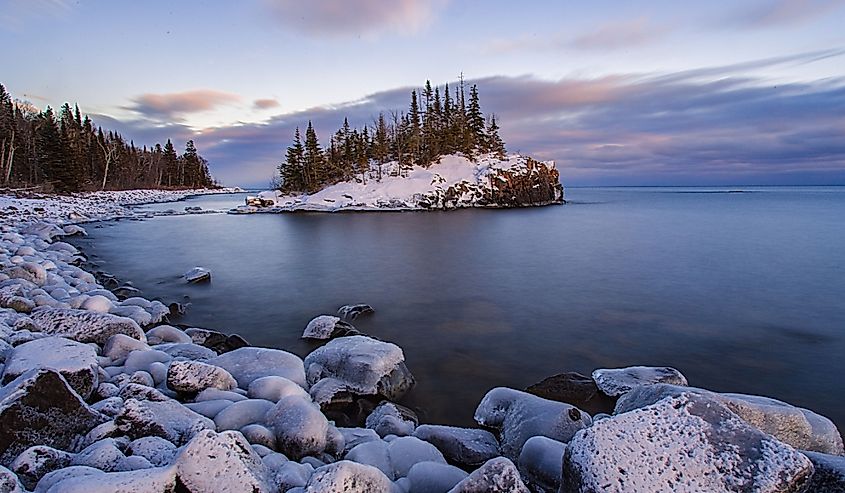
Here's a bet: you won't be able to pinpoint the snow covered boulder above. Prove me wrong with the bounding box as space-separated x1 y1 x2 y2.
563 393 814 493
35 466 176 493
213 399 275 431
79 294 114 313
3 262 47 286
0 369 105 466
0 465 23 493
386 436 447 478
126 437 177 468
114 397 214 446
248 375 310 403
10 446 73 490
615 383 845 455
166 360 237 394
517 436 566 493
303 460 393 493
474 388 591 459
158 342 216 361
2 337 99 399
406 461 468 493
591 365 688 397
304 335 415 405
448 457 529 493
145 325 191 345
366 401 418 437
338 304 375 321
265 395 340 460
0 285 35 313
209 347 306 389
803 451 845 492
174 430 273 493
71 438 126 472
413 425 499 467
302 315 358 340
101 334 150 364
30 308 145 345
184 267 211 284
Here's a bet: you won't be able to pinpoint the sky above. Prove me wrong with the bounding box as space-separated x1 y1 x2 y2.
2 0 845 187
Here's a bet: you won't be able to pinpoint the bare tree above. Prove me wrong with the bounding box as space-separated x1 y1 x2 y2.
4 131 16 185
98 137 117 190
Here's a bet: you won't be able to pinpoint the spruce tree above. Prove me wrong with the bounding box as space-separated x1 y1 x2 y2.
162 139 178 187
466 84 486 157
36 107 62 189
303 121 323 192
374 112 389 181
280 127 304 192
408 90 421 166
486 114 506 159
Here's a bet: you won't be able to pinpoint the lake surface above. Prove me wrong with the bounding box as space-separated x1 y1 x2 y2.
73 187 845 430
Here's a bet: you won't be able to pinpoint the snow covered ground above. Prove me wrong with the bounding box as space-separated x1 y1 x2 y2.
235 154 564 213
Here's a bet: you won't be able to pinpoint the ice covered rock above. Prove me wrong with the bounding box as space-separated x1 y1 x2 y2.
2 337 99 399
345 439 392 479
302 315 358 340
304 335 414 404
0 285 35 313
209 347 306 389
366 401 418 437
91 396 124 417
101 334 150 364
166 360 236 394
615 383 845 455
4 262 47 286
526 372 617 415
563 393 814 493
30 308 145 345
126 437 176 467
303 460 393 493
413 425 499 467
592 365 688 397
517 436 565 493
448 457 529 493
338 427 381 455
474 388 591 459
38 466 176 493
175 430 273 492
803 451 845 492
79 295 113 313
108 305 152 327
145 325 191 345
387 436 447 478
338 304 375 321
248 375 310 402
114 455 154 472
270 460 313 491
185 399 233 419
406 461 468 493
184 267 211 284
158 342 216 361
0 369 105 466
0 465 23 493
123 349 170 374
195 387 247 402
33 465 100 493
114 397 214 446
241 424 277 449
10 446 73 490
62 225 87 237
265 395 339 460
71 438 126 472
213 398 274 431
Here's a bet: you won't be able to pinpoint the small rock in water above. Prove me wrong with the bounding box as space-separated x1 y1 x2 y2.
301 315 359 340
591 365 688 397
526 372 617 415
184 267 211 284
337 304 375 321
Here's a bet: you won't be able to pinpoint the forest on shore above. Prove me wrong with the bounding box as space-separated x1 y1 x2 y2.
0 83 216 194
278 79 506 194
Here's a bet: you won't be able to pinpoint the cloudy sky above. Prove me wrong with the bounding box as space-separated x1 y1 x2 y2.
3 0 845 186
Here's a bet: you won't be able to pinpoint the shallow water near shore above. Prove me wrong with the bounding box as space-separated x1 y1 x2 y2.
72 187 845 430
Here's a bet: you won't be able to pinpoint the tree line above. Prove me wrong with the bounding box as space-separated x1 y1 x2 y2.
278 78 506 194
0 83 216 194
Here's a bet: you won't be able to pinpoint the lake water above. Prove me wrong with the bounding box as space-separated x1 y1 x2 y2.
73 187 845 430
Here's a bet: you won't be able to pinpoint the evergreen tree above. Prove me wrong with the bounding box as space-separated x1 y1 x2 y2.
373 112 389 181
35 107 62 188
408 90 422 166
280 127 305 192
486 114 506 159
162 139 178 187
466 84 486 157
442 83 453 155
303 121 323 192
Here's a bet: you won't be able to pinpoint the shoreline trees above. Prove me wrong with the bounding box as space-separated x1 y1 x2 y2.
278 79 506 194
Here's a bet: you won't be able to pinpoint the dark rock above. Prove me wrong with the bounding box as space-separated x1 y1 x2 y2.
803 450 845 492
526 372 617 416
0 369 105 466
414 424 499 467
337 304 375 321
112 286 141 300
1 337 99 399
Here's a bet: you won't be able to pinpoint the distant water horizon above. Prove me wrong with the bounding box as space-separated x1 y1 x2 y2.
74 187 845 431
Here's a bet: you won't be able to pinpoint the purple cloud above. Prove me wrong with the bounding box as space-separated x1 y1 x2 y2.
569 18 669 50
127 90 241 121
734 0 845 28
253 98 281 110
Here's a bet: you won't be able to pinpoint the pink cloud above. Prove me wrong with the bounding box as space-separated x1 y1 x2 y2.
129 89 241 120
253 98 281 110
569 18 668 51
737 0 845 27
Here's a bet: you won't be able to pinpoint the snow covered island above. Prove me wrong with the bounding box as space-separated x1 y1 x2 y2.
234 154 564 213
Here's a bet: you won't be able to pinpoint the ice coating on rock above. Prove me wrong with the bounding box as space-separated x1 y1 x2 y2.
30 308 145 345
474 387 591 459
213 399 274 431
517 436 565 493
42 466 176 493
345 439 393 479
101 334 150 365
302 315 341 340
166 360 236 394
563 393 814 493
413 425 499 467
303 460 393 493
114 397 214 446
304 335 414 403
387 436 447 479
366 401 418 437
174 430 273 493
209 347 306 389
184 267 211 284
615 383 845 455
0 464 25 492
2 336 99 399
10 446 72 490
592 365 688 397
248 375 310 402
126 437 176 467
145 325 191 345
407 461 468 493
71 438 126 472
448 457 529 493
265 395 336 460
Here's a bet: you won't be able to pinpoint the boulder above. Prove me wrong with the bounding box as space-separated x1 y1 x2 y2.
265 395 338 460
517 436 565 493
102 334 150 364
526 372 617 415
591 365 688 397
145 325 191 345
303 460 393 493
447 457 529 493
803 451 845 492
71 438 126 472
184 267 211 284
2 337 99 399
337 304 375 321
0 465 23 493
406 461 468 493
175 430 273 492
158 343 216 361
304 335 414 405
10 446 73 490
0 285 35 313
35 466 176 493
302 315 358 340
413 425 499 467
474 388 591 459
615 384 845 455
114 397 214 446
4 263 47 286
30 308 145 345
386 436 447 479
563 393 814 493
0 369 105 466
126 437 177 467
213 399 275 431
366 401 418 438
248 375 310 403
209 347 306 389
166 360 237 394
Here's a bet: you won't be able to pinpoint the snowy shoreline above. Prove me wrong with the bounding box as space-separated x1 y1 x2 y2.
0 191 842 492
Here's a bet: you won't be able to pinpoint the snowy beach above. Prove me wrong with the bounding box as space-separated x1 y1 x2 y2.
0 190 842 492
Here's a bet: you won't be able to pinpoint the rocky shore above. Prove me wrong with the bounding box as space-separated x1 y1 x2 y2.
0 191 843 492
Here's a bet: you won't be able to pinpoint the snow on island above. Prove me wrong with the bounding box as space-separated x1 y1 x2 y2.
234 154 564 213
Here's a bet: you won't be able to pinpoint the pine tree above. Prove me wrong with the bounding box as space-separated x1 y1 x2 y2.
408 90 422 166
35 107 62 189
162 139 178 187
373 112 389 181
280 127 305 192
466 84 486 157
303 121 323 192
486 114 506 159
442 83 453 155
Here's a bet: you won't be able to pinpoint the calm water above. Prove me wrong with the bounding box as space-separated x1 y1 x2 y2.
73 188 845 430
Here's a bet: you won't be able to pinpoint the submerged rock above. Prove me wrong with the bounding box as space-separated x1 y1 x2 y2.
526 372 617 416
30 308 145 345
184 267 211 284
563 393 814 493
591 365 688 397
2 336 99 399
